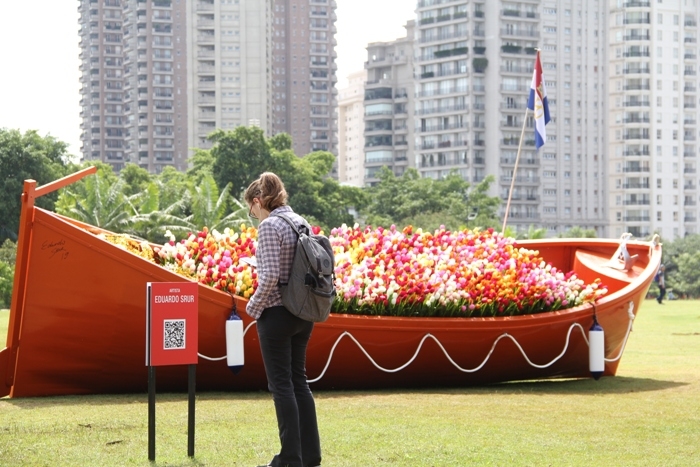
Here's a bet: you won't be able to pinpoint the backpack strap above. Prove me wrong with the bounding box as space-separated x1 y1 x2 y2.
272 212 309 238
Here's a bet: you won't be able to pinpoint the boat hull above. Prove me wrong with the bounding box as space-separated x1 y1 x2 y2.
1 208 660 397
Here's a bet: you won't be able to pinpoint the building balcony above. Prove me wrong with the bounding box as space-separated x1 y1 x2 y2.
419 31 468 44
420 140 468 151
418 86 467 97
623 199 650 205
501 157 539 165
500 65 531 74
623 84 650 91
624 34 650 41
623 51 650 57
623 101 650 107
416 104 469 115
623 68 651 74
418 123 468 133
500 28 539 39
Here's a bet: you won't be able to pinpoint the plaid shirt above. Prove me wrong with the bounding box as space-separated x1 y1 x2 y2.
245 206 309 319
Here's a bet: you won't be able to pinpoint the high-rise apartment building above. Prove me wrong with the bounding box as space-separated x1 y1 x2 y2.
122 0 189 172
338 70 366 186
363 21 416 185
78 0 127 171
608 2 700 239
270 0 338 157
412 0 608 236
78 0 189 172
336 0 700 238
79 0 337 174
186 0 271 151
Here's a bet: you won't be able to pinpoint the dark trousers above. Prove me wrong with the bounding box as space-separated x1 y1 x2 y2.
658 285 666 303
257 306 321 467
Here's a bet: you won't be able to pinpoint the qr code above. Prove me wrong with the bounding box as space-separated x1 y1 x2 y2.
163 319 186 350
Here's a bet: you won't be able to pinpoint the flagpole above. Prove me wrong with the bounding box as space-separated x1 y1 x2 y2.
501 107 529 233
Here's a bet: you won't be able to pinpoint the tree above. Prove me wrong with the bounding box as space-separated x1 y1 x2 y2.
186 149 215 185
0 261 12 309
120 163 152 197
657 233 700 297
0 239 16 309
273 149 362 230
210 130 361 231
363 168 501 231
462 175 502 230
0 129 73 243
209 126 273 196
558 226 597 238
161 174 249 237
0 239 17 265
673 251 700 297
55 163 136 232
156 166 190 214
269 132 293 152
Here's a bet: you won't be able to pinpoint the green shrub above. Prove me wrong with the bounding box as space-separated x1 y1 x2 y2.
0 261 13 308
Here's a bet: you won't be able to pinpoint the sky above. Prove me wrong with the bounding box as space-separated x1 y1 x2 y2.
0 1 416 160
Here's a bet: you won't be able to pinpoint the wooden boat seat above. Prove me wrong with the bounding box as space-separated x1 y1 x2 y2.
573 249 645 291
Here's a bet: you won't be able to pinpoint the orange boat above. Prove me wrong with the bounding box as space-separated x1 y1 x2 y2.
1 168 661 397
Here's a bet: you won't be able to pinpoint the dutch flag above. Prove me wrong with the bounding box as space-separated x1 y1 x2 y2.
527 50 551 150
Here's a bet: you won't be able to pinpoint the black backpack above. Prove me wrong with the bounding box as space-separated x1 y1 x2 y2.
273 213 336 322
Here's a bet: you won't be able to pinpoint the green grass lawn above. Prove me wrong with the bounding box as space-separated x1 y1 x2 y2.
1 301 699 466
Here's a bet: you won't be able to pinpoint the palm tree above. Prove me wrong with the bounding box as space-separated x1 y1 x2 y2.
57 171 137 232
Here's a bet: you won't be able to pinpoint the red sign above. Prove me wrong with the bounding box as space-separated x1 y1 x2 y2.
146 282 198 366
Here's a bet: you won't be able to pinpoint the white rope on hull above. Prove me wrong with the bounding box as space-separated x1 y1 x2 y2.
196 301 636 381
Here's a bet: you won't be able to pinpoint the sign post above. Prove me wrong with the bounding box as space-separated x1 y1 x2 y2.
146 282 199 461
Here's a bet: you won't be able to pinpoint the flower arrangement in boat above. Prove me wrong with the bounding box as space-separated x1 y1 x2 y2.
153 225 259 299
102 224 607 317
330 224 607 317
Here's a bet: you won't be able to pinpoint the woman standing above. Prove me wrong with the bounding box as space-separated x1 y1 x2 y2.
244 172 322 467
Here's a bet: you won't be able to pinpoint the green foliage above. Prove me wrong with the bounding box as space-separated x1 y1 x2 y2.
516 225 548 239
119 163 152 197
472 57 488 71
0 239 14 308
659 233 700 297
558 226 598 238
279 150 362 230
0 129 74 243
155 167 190 213
210 126 272 196
0 260 12 308
672 251 700 297
363 168 501 231
207 128 360 232
188 176 247 232
269 132 293 151
186 148 215 185
0 239 17 265
55 163 136 232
